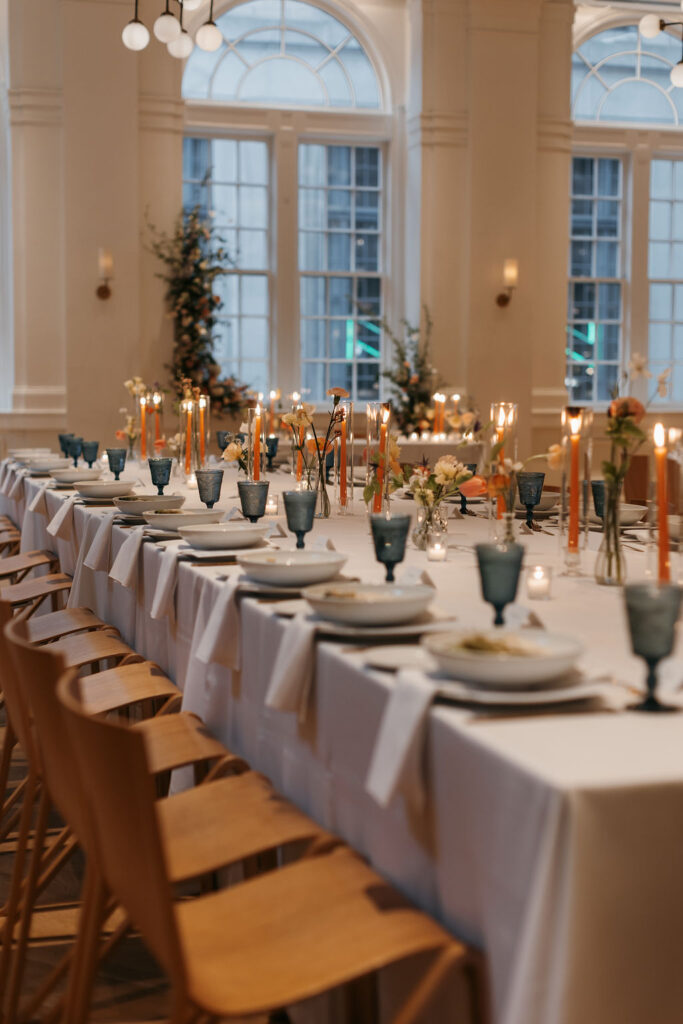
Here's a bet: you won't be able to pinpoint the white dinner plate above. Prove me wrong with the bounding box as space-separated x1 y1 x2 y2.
177 539 270 560
75 481 135 499
237 550 348 587
364 645 438 673
422 629 583 689
304 582 434 626
51 468 103 484
142 508 225 531
113 494 185 516
437 674 607 708
177 522 269 550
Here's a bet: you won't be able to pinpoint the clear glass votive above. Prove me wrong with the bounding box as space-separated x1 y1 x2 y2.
526 565 552 600
265 493 279 516
427 529 447 562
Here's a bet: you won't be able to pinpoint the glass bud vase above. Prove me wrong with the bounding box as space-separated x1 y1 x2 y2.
412 503 448 550
315 466 331 519
594 482 626 586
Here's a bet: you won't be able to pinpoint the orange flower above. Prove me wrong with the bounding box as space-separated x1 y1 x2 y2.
608 397 645 424
153 438 166 451
487 473 510 499
115 430 126 441
327 387 350 398
306 437 333 455
459 475 487 498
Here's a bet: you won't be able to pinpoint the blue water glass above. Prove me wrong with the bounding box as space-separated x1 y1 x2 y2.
58 433 75 457
624 583 682 713
81 441 99 469
591 480 605 520
369 514 411 583
106 447 127 481
148 457 173 496
196 469 224 509
282 490 317 549
67 437 83 468
475 542 524 626
460 463 479 516
216 431 231 453
237 480 269 523
517 471 545 529
266 436 280 472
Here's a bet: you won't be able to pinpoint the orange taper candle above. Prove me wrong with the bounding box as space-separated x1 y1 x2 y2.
253 405 261 481
140 397 147 461
340 410 347 507
568 433 580 552
654 422 670 582
374 407 389 514
184 401 192 475
153 393 161 442
269 390 276 436
199 398 206 466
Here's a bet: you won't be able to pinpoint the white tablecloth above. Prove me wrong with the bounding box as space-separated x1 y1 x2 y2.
3 458 683 1024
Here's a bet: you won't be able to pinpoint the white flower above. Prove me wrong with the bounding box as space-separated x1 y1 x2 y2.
628 353 652 380
222 441 245 464
657 367 671 398
503 458 524 473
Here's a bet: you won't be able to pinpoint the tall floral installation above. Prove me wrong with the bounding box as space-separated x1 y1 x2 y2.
148 206 249 418
381 307 441 435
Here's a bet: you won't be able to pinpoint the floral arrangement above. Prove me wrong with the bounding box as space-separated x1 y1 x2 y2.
381 307 441 435
115 409 140 455
222 436 249 475
281 388 348 515
148 206 250 416
363 432 404 508
123 376 148 399
405 456 484 547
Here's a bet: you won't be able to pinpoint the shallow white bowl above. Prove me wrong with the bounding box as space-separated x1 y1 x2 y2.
51 468 103 484
23 457 71 472
113 494 185 516
590 503 645 527
304 582 434 626
10 448 52 458
422 629 583 689
142 508 225 531
178 522 268 550
75 481 135 499
237 550 348 587
515 491 558 513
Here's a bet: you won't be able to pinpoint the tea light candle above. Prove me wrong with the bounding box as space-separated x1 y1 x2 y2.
527 565 552 600
265 493 279 516
427 533 447 562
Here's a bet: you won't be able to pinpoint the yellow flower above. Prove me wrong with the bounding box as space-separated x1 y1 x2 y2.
283 405 314 430
547 443 564 471
433 455 464 486
222 441 245 463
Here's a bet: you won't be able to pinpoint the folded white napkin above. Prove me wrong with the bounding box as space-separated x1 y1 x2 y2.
0 462 10 493
265 521 287 539
108 526 145 589
8 469 29 501
46 495 78 540
150 541 185 620
224 506 242 521
264 612 317 721
27 481 53 514
194 576 241 669
83 512 116 572
67 515 102 609
0 466 14 497
401 567 436 588
310 536 336 551
365 669 440 811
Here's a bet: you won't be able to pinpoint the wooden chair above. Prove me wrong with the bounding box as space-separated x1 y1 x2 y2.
58 671 486 1024
3 620 338 1024
0 550 59 584
15 605 107 645
42 628 139 673
0 573 73 616
0 530 21 557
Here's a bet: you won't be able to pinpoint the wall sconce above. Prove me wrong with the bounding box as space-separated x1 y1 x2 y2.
496 259 518 307
96 248 113 300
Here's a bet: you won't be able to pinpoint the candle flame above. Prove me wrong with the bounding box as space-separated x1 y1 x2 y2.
654 422 666 448
451 393 460 402
497 406 506 429
152 392 161 406
198 395 207 409
381 406 391 425
533 566 544 580
269 390 277 399
255 403 261 416
568 413 582 436
139 394 147 407
291 391 301 403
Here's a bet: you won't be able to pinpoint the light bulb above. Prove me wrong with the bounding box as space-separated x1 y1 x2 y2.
183 0 202 8
153 10 181 42
672 61 683 87
122 18 150 50
639 14 662 39
196 20 222 51
168 29 194 57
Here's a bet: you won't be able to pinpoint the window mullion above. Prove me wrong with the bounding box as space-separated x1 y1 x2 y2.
273 125 300 399
630 147 651 397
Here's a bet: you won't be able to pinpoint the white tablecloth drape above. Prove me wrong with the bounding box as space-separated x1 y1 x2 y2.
3 458 683 1024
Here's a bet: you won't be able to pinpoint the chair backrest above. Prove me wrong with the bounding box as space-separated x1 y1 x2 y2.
56 671 187 992
0 601 40 767
4 617 93 848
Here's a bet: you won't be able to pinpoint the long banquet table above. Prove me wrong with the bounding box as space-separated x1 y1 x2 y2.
2 459 683 1024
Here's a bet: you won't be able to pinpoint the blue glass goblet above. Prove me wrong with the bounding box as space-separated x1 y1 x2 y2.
58 433 75 457
517 471 545 530
475 542 524 626
237 480 269 523
591 480 605 520
282 490 317 549
81 441 99 469
196 469 224 509
370 514 411 583
266 436 280 472
67 437 83 468
106 447 127 481
460 463 479 516
216 431 231 454
148 457 173 496
624 583 682 713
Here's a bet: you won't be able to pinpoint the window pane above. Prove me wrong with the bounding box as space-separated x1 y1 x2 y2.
328 277 353 316
573 158 594 196
596 364 619 401
300 276 325 315
650 283 672 321
571 199 593 237
302 319 325 359
648 159 683 405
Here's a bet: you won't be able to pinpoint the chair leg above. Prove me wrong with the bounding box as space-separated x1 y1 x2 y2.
0 718 17 809
5 786 51 1024
59 862 109 1024
391 945 471 1024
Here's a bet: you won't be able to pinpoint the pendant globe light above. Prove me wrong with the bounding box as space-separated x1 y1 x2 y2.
122 0 150 50
196 0 222 51
168 1 194 58
639 12 683 88
154 0 181 43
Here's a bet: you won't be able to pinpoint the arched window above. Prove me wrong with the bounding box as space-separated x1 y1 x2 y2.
568 23 683 407
182 0 389 402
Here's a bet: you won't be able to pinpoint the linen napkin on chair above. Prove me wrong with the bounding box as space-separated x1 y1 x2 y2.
109 526 145 589
46 495 78 541
150 540 185 620
83 512 116 572
264 612 318 721
365 669 440 812
27 481 53 515
8 469 29 501
194 576 242 669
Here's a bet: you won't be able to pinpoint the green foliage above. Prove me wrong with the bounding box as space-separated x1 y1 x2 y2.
381 307 439 434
